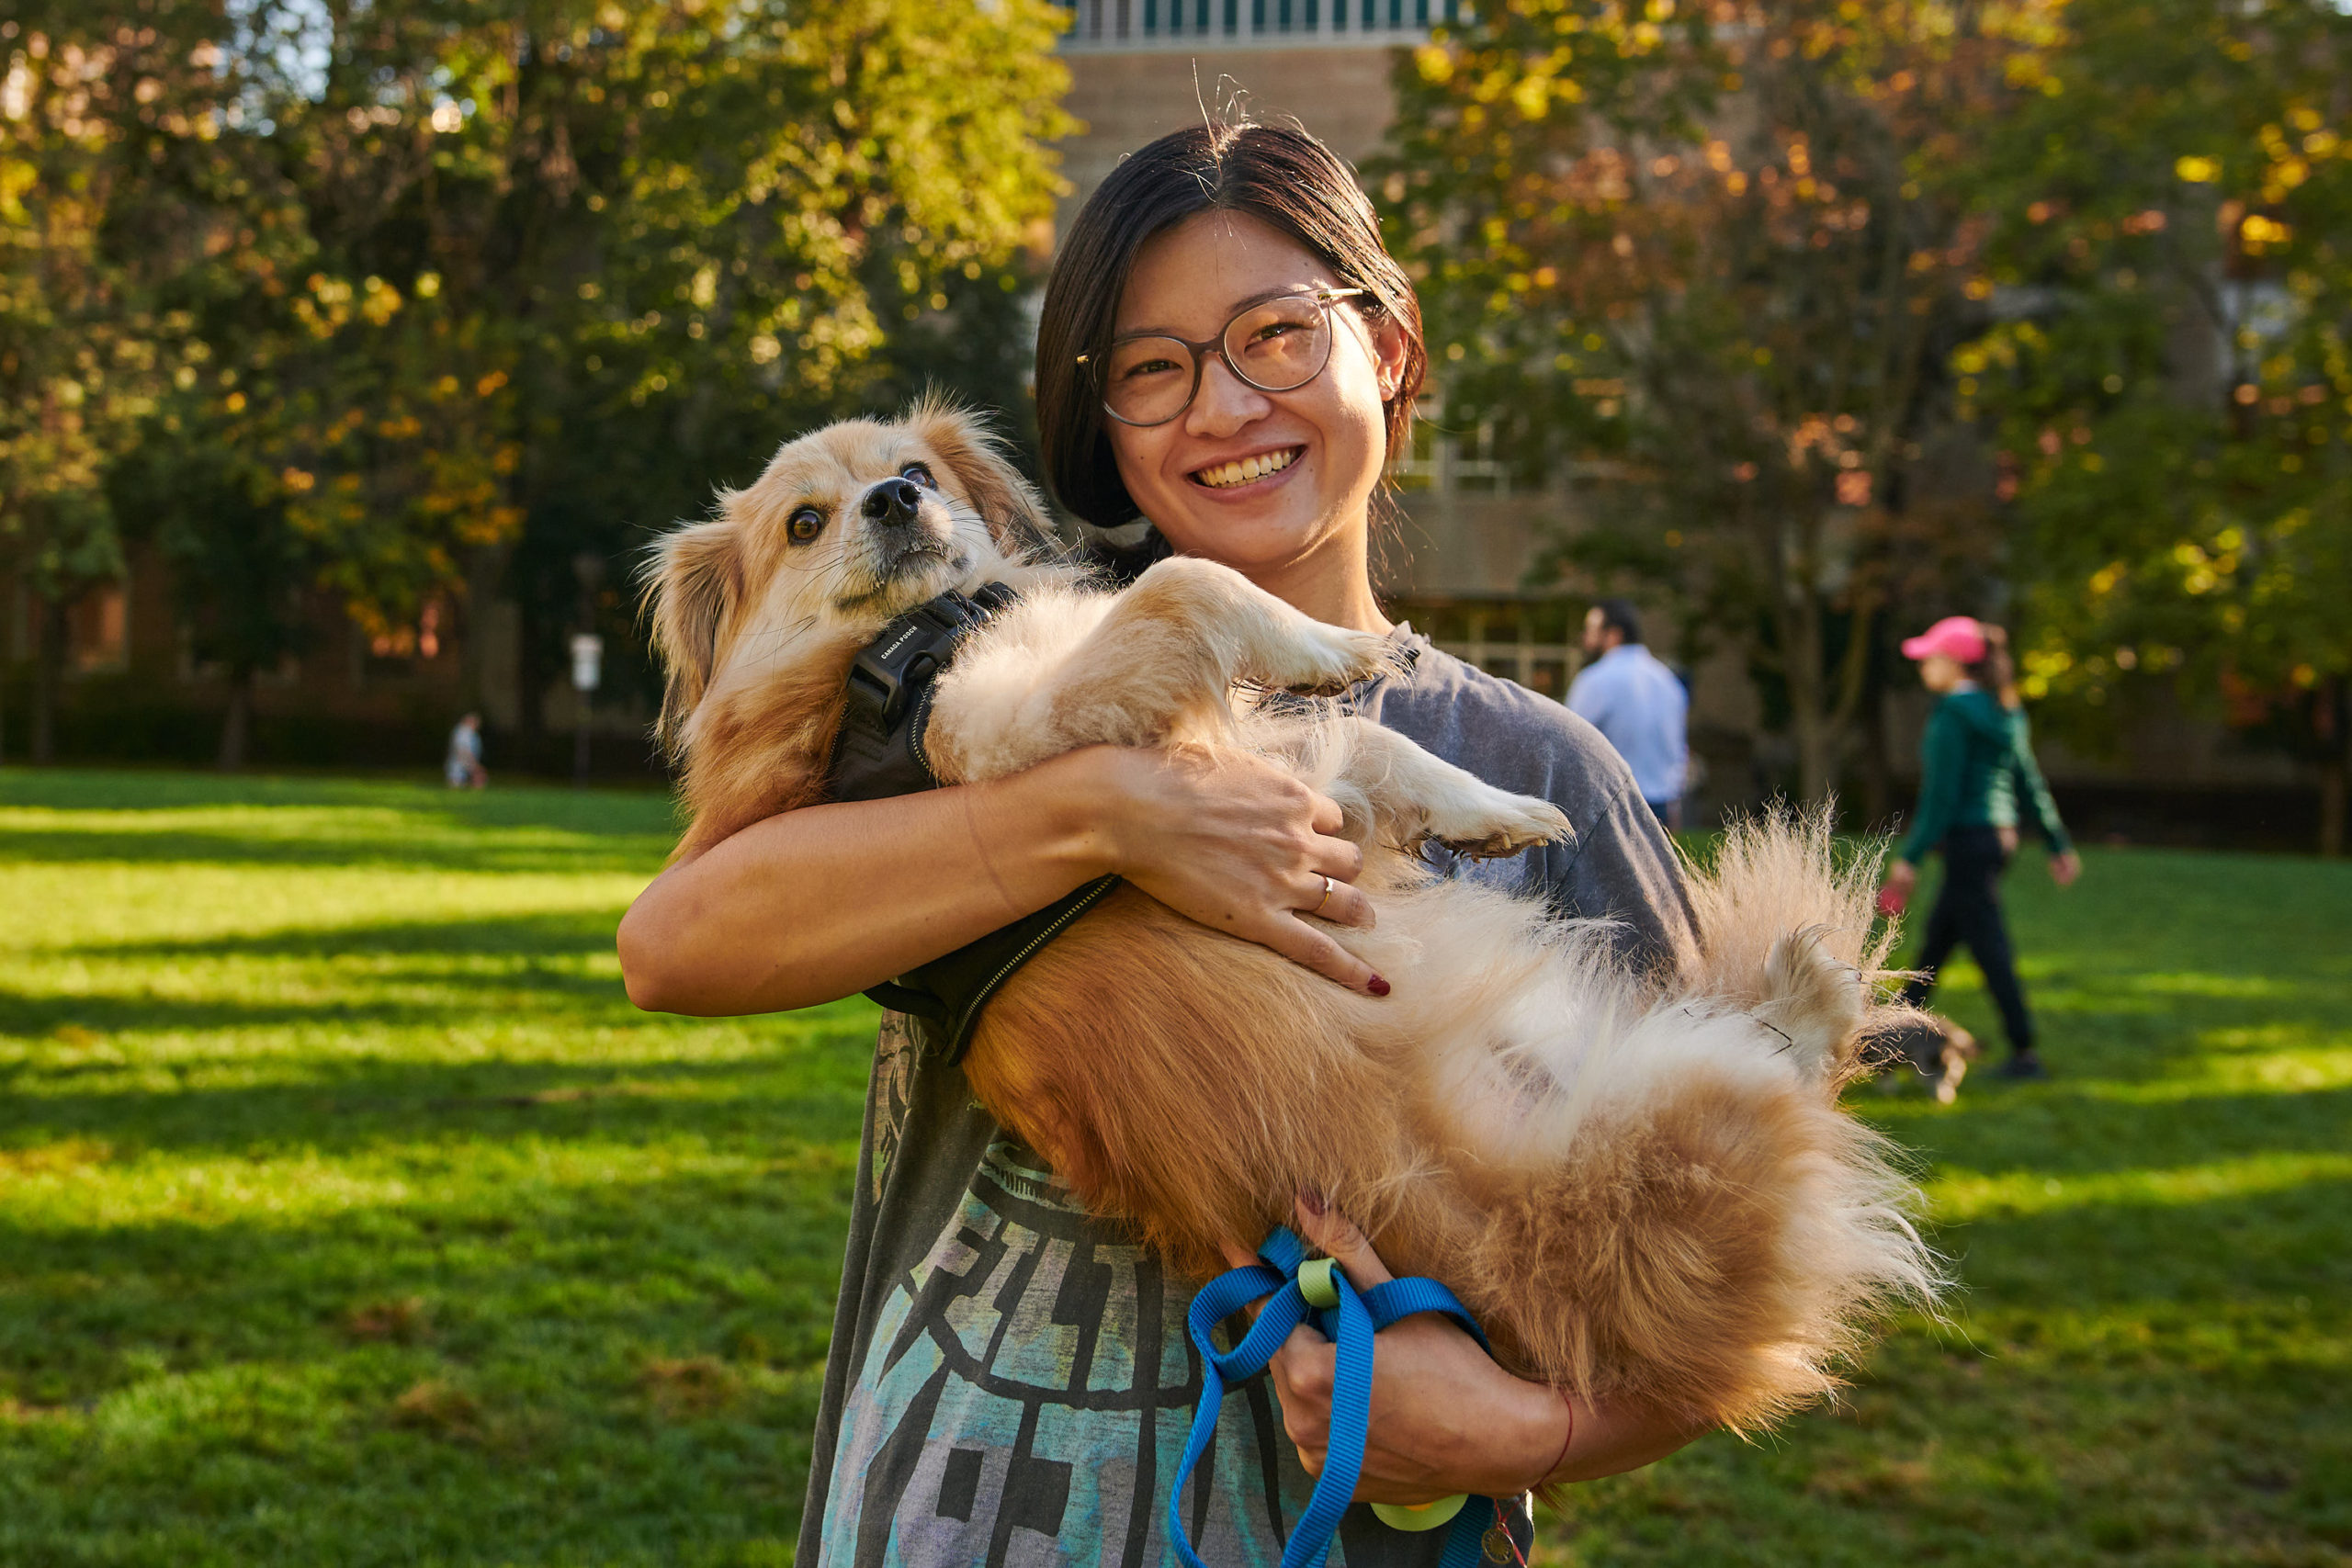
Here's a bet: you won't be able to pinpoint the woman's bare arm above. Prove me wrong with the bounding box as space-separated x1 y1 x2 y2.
617 744 1384 1016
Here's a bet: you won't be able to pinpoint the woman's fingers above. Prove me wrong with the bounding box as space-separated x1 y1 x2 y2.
1294 1194 1396 1286
1264 917 1386 994
1311 882 1378 931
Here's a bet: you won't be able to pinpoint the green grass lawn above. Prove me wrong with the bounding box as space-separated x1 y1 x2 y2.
1 770 2345 1566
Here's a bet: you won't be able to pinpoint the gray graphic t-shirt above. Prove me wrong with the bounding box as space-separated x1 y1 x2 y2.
797 635 1700 1567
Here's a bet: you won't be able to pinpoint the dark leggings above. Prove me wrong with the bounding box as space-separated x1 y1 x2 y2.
1900 825 2037 1055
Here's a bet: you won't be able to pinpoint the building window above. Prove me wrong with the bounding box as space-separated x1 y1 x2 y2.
1402 600 1580 699
1395 408 1521 496
1054 0 1464 51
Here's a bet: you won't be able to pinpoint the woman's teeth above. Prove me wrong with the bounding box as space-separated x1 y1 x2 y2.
1194 448 1299 489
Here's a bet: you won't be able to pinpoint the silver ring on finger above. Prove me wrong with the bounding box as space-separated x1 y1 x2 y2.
1310 874 1335 915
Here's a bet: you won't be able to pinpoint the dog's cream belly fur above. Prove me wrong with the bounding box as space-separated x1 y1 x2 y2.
961 844 1929 1428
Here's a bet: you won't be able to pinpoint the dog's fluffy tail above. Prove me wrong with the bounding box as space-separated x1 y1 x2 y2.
1418 807 1945 1431
1682 805 1905 1081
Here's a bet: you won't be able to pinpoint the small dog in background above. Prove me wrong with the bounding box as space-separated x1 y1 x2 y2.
645 399 1943 1432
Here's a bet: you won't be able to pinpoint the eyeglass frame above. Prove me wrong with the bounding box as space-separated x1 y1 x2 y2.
1075 288 1371 429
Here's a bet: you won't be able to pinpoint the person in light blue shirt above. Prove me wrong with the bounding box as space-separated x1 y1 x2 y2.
1566 599 1689 828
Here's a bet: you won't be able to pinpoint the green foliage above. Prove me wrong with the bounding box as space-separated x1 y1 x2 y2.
3 771 2347 1563
1380 0 2053 799
0 3 246 605
212 0 1071 642
4 0 1071 737
1954 0 2352 760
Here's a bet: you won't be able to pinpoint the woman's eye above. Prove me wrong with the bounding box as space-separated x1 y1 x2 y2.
1119 358 1179 379
900 462 934 489
787 507 825 544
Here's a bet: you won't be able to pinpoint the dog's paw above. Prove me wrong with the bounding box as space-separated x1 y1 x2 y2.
1427 789 1573 860
1275 624 1404 697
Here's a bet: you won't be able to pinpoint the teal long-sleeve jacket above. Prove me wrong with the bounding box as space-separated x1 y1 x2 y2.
1897 687 2073 864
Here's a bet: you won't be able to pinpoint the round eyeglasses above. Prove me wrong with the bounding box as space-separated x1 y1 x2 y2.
1078 288 1368 428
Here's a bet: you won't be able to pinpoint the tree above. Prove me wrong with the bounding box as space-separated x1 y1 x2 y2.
233 0 1072 745
1957 0 2352 854
0 5 238 759
1379 0 2050 801
8 0 1069 767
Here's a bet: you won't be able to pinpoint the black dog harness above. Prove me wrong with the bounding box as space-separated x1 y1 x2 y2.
827 583 1121 1061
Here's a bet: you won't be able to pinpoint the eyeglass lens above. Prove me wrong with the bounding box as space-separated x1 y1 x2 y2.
1102 296 1336 426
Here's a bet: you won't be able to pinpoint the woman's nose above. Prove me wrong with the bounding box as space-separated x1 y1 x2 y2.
1185 352 1272 435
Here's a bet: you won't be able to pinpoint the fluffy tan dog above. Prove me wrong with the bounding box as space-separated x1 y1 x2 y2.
646 400 1940 1432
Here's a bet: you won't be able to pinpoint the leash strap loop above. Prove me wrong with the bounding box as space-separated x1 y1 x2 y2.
1169 1227 1510 1568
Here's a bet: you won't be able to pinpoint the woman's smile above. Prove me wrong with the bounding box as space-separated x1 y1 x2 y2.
1190 444 1306 491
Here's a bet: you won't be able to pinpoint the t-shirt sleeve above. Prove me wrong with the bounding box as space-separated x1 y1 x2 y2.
1543 776 1700 981
1377 648 1699 984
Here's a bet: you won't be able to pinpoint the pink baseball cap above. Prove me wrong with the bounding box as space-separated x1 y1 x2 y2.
1901 615 1987 663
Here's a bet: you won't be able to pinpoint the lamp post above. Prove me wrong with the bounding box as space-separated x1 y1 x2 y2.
570 632 603 784
570 551 606 785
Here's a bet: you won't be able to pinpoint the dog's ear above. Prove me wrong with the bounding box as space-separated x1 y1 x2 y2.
908 395 1055 552
642 515 742 755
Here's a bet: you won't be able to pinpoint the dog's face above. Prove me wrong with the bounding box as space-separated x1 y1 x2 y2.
647 401 1050 750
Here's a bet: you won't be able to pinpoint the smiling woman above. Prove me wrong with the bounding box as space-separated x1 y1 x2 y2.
616 120 1703 1567
649 121 1710 1568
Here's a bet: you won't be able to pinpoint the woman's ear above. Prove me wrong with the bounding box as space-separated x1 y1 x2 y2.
1369 312 1408 402
906 395 1055 551
642 515 742 753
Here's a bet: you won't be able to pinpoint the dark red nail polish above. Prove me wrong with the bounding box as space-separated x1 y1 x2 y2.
1366 975 1391 997
1299 1187 1329 1216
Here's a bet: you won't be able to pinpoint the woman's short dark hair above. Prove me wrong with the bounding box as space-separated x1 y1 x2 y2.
1035 121 1429 532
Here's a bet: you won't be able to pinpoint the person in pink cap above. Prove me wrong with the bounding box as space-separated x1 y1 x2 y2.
1880 616 2081 1081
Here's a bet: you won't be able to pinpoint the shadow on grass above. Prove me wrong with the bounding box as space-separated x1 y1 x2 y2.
0 1163 840 1567
51 910 630 961
0 1023 880 1151
0 767 677 825
0 978 628 1044
0 824 669 876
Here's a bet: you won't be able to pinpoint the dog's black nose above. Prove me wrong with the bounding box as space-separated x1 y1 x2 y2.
861 478 924 527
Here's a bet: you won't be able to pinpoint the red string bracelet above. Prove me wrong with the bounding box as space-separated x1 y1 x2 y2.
1540 1386 1576 1489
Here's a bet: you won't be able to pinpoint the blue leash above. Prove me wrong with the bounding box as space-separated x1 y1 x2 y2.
1169 1226 1506 1568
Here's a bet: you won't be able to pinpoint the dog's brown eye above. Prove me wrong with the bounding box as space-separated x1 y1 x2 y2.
899 462 934 489
787 507 826 544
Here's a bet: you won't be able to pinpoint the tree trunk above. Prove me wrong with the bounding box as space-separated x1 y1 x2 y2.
1782 600 1839 805
515 595 548 764
2323 760 2346 861
1859 664 1892 828
217 669 254 772
31 593 65 765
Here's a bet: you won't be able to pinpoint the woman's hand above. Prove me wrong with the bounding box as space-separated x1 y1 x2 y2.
1876 858 1917 918
1081 746 1386 995
2050 850 2082 887
1216 1199 1709 1504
